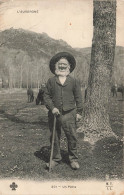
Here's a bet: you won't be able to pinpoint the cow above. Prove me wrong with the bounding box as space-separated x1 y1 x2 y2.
36 84 46 105
111 85 118 97
27 87 34 103
117 85 124 99
111 84 124 99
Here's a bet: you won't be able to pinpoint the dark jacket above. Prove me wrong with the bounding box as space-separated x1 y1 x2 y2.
44 75 83 114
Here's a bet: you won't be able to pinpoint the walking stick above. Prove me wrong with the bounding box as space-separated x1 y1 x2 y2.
49 115 56 172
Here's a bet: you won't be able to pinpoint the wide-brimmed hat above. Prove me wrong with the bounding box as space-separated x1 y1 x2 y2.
49 52 76 74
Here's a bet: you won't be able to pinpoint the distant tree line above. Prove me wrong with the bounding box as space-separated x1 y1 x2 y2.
0 47 91 89
0 47 51 88
0 44 124 89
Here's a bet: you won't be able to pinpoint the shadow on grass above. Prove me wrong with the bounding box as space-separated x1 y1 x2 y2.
30 136 124 180
34 146 50 163
0 109 48 125
34 146 70 165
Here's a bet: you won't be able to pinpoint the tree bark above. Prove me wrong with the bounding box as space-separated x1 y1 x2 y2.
79 0 117 144
18 61 23 89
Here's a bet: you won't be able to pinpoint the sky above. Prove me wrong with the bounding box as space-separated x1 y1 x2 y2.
0 0 124 48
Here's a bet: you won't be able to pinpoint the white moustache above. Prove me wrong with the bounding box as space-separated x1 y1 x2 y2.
55 68 70 76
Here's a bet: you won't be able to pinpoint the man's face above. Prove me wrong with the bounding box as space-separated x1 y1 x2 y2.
55 58 70 76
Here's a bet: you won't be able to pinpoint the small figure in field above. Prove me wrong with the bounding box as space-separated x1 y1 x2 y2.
84 84 87 101
111 83 118 97
44 52 83 170
36 84 46 105
117 84 124 99
27 87 34 103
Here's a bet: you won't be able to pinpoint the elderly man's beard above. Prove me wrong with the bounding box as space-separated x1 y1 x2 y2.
55 66 70 77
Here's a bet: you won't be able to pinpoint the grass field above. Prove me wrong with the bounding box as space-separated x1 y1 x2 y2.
0 89 123 181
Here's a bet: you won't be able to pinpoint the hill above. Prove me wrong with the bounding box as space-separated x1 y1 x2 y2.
0 28 124 88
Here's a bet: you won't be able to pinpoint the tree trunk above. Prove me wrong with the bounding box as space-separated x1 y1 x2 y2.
37 64 39 89
8 66 12 89
27 66 29 89
20 63 22 89
31 72 33 88
79 0 117 144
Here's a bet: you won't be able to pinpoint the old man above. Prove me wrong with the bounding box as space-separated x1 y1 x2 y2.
44 52 83 170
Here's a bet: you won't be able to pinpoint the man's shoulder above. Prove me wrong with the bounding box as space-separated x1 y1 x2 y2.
48 76 56 81
68 75 78 82
47 76 56 84
68 76 81 88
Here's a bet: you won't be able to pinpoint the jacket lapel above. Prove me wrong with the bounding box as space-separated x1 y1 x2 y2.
63 75 71 86
55 76 61 85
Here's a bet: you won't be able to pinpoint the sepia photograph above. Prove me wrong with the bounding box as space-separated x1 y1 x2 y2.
0 0 124 194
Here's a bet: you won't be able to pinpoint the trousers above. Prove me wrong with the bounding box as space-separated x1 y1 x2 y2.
48 109 78 163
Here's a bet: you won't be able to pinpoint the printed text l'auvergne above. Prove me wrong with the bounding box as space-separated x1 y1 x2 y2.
17 10 38 13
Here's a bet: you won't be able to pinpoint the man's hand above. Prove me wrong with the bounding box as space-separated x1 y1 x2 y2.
76 113 82 122
52 108 60 116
